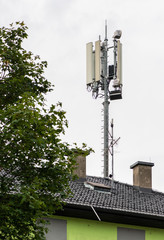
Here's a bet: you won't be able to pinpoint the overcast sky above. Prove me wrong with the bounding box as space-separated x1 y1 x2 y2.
1 0 164 191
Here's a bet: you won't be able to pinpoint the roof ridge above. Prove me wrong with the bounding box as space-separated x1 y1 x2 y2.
86 175 164 194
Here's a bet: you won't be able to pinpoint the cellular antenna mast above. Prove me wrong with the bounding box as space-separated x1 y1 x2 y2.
86 22 122 178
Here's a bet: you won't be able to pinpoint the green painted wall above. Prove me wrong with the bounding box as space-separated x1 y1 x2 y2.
53 216 164 240
146 228 164 240
67 218 116 240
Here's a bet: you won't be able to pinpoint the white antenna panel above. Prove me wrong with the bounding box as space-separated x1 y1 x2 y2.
95 40 101 82
86 42 95 85
116 40 122 85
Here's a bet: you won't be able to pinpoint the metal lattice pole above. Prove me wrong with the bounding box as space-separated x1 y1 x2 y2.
103 22 109 178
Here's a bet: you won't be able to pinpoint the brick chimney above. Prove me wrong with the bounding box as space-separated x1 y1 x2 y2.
74 155 86 181
130 161 154 191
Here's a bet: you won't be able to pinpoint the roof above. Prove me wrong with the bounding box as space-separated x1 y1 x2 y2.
60 176 164 228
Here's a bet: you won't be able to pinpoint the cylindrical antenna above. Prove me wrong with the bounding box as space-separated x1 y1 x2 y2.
113 39 117 80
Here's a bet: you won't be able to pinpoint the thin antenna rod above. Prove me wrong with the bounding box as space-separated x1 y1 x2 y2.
109 119 120 181
105 20 107 40
111 119 114 178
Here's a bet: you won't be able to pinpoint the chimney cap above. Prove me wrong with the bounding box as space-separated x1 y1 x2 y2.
130 161 154 169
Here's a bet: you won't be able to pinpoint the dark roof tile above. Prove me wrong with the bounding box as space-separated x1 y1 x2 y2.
65 176 164 217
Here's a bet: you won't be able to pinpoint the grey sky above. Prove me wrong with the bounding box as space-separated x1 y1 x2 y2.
1 0 164 191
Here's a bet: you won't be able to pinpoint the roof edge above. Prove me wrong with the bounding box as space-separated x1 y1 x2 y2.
56 203 164 229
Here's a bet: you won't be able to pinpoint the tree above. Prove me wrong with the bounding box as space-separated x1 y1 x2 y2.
0 22 91 239
0 22 52 110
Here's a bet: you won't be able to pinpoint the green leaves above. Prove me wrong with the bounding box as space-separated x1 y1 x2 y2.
0 22 52 110
0 22 92 239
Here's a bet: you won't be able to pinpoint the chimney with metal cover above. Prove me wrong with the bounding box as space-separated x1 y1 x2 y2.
130 161 154 191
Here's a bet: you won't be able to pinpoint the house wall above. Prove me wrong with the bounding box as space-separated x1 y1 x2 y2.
45 216 164 240
45 218 67 240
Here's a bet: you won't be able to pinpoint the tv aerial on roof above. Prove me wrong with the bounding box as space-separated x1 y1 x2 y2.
86 21 123 178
